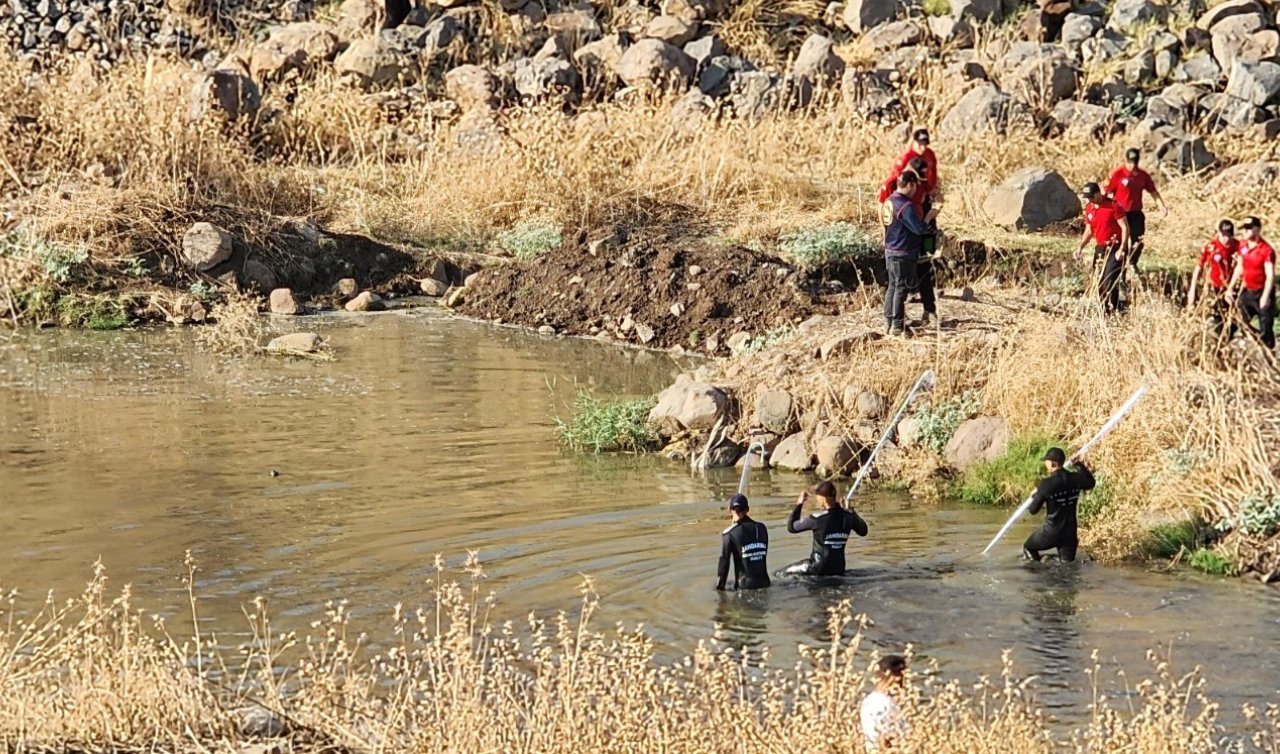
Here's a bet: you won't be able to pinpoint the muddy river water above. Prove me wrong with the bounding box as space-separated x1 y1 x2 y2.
1 310 1278 730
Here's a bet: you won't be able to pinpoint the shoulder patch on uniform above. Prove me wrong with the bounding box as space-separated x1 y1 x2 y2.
722 525 735 535
812 511 829 518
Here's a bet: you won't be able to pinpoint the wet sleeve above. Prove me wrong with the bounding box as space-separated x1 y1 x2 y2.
787 506 816 533
897 203 929 236
1074 464 1097 491
850 509 869 537
716 533 731 590
1027 476 1057 515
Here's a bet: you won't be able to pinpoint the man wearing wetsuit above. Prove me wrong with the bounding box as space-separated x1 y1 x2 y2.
784 481 869 576
715 494 770 591
1022 448 1096 563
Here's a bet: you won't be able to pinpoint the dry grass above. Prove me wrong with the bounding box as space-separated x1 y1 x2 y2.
1 557 1277 753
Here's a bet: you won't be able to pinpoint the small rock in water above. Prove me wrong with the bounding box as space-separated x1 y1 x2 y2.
420 278 448 297
266 332 322 354
269 288 303 315
344 291 384 312
232 704 289 738
335 278 359 298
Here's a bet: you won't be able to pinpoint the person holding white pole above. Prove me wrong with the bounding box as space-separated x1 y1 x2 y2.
1021 448 1096 563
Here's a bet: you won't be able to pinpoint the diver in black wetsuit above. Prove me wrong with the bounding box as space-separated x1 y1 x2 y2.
784 481 869 576
716 494 770 591
1022 447 1096 563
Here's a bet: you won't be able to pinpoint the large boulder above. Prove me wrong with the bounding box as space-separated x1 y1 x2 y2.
843 0 899 33
729 71 789 120
950 0 1004 23
1198 0 1266 32
983 167 1078 231
792 34 846 84
817 436 862 476
269 288 303 315
1003 46 1079 107
345 291 385 312
684 35 727 66
615 39 696 88
335 37 415 89
754 391 797 434
512 57 579 100
1050 100 1115 139
1202 160 1280 195
1213 18 1280 70
896 414 924 448
1134 120 1218 172
649 376 727 433
267 332 323 354
249 22 340 81
544 8 602 44
1108 0 1167 31
1061 13 1103 48
1145 82 1206 127
1224 59 1280 107
445 65 499 111
1200 92 1267 129
944 417 1011 471
575 34 629 73
180 223 233 271
644 15 699 46
188 68 261 122
866 20 924 52
1172 53 1222 84
939 83 1026 137
771 432 815 471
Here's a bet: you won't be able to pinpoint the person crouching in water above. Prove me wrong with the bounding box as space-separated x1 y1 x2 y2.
784 481 868 576
715 494 770 591
1023 448 1096 563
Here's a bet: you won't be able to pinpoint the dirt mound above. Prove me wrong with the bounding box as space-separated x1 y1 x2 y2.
459 239 841 353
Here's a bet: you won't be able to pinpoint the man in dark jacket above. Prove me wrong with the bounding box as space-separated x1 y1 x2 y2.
783 481 869 576
1023 447 1097 563
716 494 770 591
882 173 939 337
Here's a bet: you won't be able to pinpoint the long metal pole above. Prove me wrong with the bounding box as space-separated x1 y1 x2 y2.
737 442 768 495
844 368 936 503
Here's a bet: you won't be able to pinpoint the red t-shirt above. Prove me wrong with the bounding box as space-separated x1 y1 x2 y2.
1105 166 1156 213
1198 237 1237 290
1084 198 1124 245
878 173 934 208
891 147 938 189
1239 238 1276 292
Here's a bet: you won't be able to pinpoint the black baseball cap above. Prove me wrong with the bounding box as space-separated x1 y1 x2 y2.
877 655 907 676
1241 216 1262 230
1079 182 1101 198
909 156 929 173
1219 219 1235 235
897 172 919 188
809 480 838 499
913 128 930 145
728 493 749 511
1043 447 1067 464
1125 147 1140 163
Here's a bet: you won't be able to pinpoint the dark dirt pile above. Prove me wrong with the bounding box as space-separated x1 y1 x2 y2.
459 239 842 354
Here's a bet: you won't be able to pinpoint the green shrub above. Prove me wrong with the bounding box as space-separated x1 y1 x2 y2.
954 434 1060 507
913 391 981 454
923 0 951 16
54 294 130 330
1145 520 1202 560
1188 547 1236 577
1078 480 1115 526
496 221 562 261
741 325 796 354
780 222 880 270
1222 494 1280 538
555 392 658 454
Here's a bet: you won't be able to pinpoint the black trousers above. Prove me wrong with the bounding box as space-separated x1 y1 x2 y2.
884 254 919 332
917 257 936 316
1023 527 1078 562
1095 243 1125 315
383 0 411 28
1126 211 1146 269
1239 288 1277 348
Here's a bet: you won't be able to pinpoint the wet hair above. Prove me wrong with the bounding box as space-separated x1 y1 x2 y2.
897 172 920 189
877 655 907 677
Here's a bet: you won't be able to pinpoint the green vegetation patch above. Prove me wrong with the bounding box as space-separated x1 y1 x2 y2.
1077 480 1115 527
913 391 980 454
1222 494 1280 539
55 294 132 330
954 434 1060 507
1188 547 1237 577
1145 520 1202 560
923 0 951 16
496 220 562 261
556 392 658 454
740 325 796 354
780 222 880 270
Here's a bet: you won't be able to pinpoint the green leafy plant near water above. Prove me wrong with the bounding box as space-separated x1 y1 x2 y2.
740 325 796 354
55 294 130 330
1188 547 1237 576
913 391 981 454
496 220 562 261
780 222 880 270
555 391 658 454
954 434 1061 507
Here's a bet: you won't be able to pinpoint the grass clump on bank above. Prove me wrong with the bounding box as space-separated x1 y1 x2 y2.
912 391 980 454
555 391 657 453
954 434 1059 507
1189 547 1238 576
495 220 562 261
780 222 880 270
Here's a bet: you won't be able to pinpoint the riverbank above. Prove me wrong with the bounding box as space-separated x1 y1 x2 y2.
1 562 1275 754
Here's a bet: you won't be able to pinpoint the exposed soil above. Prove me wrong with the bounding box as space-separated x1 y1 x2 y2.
458 236 844 353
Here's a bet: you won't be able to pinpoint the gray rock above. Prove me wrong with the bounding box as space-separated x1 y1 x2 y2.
1202 160 1280 195
706 442 743 468
771 432 814 471
1200 92 1266 129
949 0 1003 23
754 390 796 434
1252 118 1280 140
1050 100 1115 139
249 22 340 81
188 68 261 122
335 278 360 299
684 35 726 65
544 8 601 43
817 435 861 476
180 222 233 271
929 15 975 47
1060 12 1101 48
865 20 922 52
1081 27 1132 65
615 38 695 88
445 64 498 111
575 34 628 72
1004 46 1079 107
1198 0 1265 32
939 83 1026 138
895 414 923 448
983 167 1079 231
1224 59 1280 107
644 14 698 46
335 37 414 89
854 389 888 420
843 0 898 33
649 376 726 433
1108 0 1167 31
792 33 845 83
242 259 278 292
1123 48 1156 84
232 705 290 737
267 332 322 355
1173 52 1222 84
1155 48 1179 79
420 277 449 296
344 291 385 312
269 288 303 315
512 57 579 100
943 416 1011 471
1145 83 1205 127
729 70 785 120
670 89 715 134
1134 121 1217 172
1210 13 1273 70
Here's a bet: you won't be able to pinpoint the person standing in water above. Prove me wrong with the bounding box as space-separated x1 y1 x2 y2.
1022 448 1096 563
861 654 908 751
715 494 770 591
784 481 869 576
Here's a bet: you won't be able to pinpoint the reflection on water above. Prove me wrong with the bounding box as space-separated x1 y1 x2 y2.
2 310 1279 731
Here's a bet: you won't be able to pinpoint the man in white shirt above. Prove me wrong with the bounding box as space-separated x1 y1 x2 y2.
860 654 907 750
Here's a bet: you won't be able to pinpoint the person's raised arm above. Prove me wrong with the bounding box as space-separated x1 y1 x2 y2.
850 507 869 537
788 493 816 533
1072 461 1097 491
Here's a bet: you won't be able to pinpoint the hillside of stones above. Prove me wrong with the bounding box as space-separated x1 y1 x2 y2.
11 0 1278 169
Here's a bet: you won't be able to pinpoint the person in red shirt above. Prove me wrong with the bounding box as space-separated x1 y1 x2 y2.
1187 219 1238 330
889 128 938 190
1228 216 1276 349
1104 148 1167 271
1074 182 1130 315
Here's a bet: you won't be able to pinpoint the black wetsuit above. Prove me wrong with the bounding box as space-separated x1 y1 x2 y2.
716 516 770 591
784 505 869 576
1022 464 1096 562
